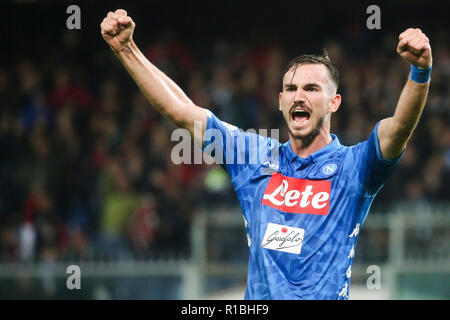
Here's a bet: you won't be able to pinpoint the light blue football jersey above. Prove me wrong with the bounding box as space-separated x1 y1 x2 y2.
203 110 403 300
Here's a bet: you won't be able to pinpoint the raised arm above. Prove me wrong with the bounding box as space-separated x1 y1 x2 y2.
377 28 432 159
100 9 207 142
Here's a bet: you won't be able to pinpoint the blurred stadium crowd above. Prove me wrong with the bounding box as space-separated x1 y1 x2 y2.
0 15 449 265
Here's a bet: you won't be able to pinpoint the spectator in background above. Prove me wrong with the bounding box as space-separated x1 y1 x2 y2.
98 157 139 260
128 194 159 259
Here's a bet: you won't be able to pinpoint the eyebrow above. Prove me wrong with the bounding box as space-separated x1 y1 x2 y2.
303 82 321 88
284 82 322 89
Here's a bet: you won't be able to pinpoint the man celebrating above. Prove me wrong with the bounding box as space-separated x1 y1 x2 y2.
101 9 432 299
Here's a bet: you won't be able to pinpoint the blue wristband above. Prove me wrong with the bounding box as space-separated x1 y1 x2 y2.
410 65 432 83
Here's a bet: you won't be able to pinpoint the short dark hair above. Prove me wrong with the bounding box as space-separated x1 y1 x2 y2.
282 49 340 90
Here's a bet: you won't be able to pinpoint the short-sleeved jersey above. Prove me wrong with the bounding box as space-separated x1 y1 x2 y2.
202 110 403 300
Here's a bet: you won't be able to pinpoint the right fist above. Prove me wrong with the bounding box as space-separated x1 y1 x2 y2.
100 9 135 53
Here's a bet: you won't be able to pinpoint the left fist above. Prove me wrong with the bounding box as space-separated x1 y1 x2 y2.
397 28 432 69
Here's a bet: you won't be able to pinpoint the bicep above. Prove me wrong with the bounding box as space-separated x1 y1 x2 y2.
171 103 208 146
377 117 408 160
355 122 404 196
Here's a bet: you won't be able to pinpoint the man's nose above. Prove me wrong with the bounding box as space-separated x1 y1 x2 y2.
294 90 306 105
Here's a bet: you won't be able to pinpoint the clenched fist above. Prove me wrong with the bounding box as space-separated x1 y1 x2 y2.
100 9 135 53
397 28 432 69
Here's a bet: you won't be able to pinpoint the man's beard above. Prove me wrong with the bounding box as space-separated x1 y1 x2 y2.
289 115 326 148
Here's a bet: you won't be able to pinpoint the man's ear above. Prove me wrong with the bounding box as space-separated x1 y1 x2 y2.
279 92 283 111
329 94 341 113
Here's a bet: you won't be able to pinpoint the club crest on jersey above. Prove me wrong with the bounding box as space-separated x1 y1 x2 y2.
322 163 338 176
262 173 331 215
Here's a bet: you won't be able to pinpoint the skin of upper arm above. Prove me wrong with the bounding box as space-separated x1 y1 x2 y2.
377 117 408 160
173 103 208 146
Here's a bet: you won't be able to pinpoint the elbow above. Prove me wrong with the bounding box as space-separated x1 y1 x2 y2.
166 102 199 128
389 119 415 144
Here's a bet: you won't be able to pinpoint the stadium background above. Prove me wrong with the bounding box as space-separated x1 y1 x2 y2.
0 0 448 299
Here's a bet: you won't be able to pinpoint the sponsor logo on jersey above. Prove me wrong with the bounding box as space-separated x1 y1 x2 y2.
262 173 331 215
261 222 305 254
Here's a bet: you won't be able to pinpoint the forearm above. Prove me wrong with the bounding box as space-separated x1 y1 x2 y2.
131 43 193 105
391 77 429 139
101 9 207 138
378 76 429 159
114 40 193 125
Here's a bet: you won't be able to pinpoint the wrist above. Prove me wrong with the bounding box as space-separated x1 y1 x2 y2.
410 64 432 83
112 40 136 56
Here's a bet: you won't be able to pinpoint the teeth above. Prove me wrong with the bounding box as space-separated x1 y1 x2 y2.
291 109 309 115
292 108 309 113
291 108 310 124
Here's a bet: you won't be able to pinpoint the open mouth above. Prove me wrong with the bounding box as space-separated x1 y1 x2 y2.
291 108 311 125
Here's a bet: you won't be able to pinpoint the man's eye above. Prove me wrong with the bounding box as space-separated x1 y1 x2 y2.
306 87 318 91
286 87 296 92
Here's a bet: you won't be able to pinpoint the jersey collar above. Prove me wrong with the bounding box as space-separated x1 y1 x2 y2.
284 134 342 165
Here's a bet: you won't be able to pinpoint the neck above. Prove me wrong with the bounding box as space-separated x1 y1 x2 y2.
289 128 332 158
